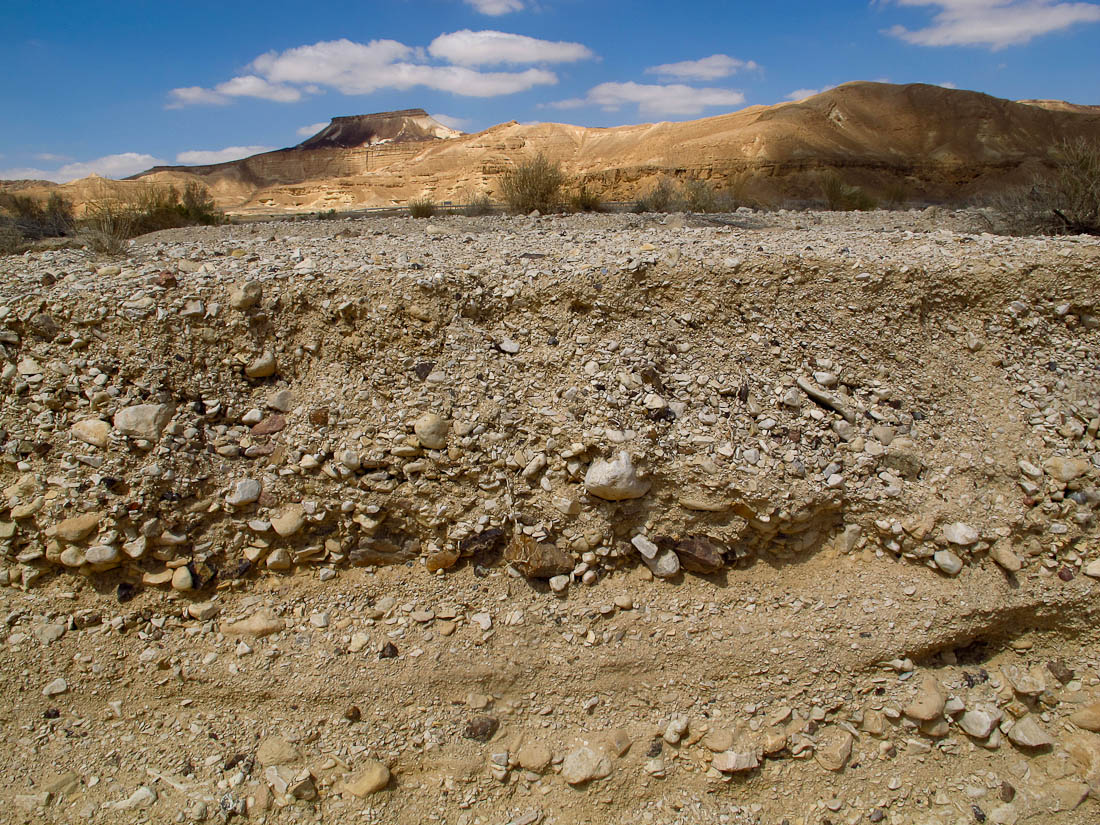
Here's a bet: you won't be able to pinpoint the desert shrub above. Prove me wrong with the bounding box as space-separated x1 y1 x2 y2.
498 154 565 214
0 219 25 254
993 138 1100 235
879 180 912 209
568 183 603 213
463 194 494 216
0 191 75 239
679 178 736 213
77 182 222 254
408 197 436 219
819 171 878 211
634 177 679 213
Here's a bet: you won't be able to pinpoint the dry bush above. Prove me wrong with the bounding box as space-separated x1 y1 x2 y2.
77 181 223 255
408 197 436 219
679 178 736 213
0 191 75 240
634 177 679 213
498 154 565 214
992 138 1100 235
819 171 878 211
463 194 494 216
568 183 603 213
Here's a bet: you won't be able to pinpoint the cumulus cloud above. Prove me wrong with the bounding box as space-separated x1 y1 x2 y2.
176 146 275 165
296 122 329 137
167 74 302 107
464 0 525 14
883 0 1100 48
169 35 571 106
1 152 164 183
428 30 594 65
785 87 826 101
645 54 759 81
431 113 473 130
549 82 746 116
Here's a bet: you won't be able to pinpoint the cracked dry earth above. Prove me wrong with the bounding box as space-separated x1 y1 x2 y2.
1 209 1099 825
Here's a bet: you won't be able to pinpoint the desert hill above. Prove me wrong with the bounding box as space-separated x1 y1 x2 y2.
15 82 1100 214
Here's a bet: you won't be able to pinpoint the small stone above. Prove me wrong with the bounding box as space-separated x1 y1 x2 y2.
245 352 276 379
990 543 1022 573
663 714 689 745
464 716 499 742
711 750 759 773
85 545 120 569
256 737 300 766
934 549 964 576
561 745 612 785
413 413 449 449
1043 456 1090 483
223 608 285 637
42 677 68 697
904 675 946 721
53 512 102 543
113 786 156 810
339 761 390 796
584 451 650 501
266 548 291 570
549 575 569 593
171 566 194 591
251 415 286 436
113 404 173 441
1083 559 1100 579
1069 702 1100 732
1006 716 1054 749
187 602 219 621
815 728 853 772
644 547 680 579
498 338 520 354
270 505 305 537
942 522 979 546
229 281 262 310
675 535 724 574
71 419 111 448
505 533 573 578
959 709 997 739
226 479 262 506
517 741 552 773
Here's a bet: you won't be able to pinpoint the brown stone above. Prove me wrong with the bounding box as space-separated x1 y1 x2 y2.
674 535 725 574
251 415 286 436
53 512 103 543
1069 701 1100 732
504 533 573 578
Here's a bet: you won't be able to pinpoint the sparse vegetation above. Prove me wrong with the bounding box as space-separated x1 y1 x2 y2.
76 181 224 255
568 183 603 213
463 194 494 216
991 137 1100 236
498 154 565 214
634 177 679 213
408 197 437 219
818 171 878 211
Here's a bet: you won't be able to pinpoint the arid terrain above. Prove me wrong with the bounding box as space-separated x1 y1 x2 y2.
7 82 1100 217
0 207 1099 825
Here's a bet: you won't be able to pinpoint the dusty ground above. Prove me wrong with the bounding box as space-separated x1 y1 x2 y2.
0 208 1098 825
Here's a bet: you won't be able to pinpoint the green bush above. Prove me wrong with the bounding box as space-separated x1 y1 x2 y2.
498 154 565 214
408 197 436 219
819 172 878 211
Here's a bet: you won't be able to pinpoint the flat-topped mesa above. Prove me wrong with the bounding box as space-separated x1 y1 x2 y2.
295 110 463 150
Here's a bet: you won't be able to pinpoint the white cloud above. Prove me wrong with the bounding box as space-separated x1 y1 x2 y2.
34 152 72 162
176 146 275 165
297 121 329 137
645 54 759 81
938 80 959 88
1 152 165 183
465 0 525 14
431 113 472 130
168 37 562 106
549 82 747 116
168 74 301 108
428 30 594 66
785 88 825 101
884 0 1100 48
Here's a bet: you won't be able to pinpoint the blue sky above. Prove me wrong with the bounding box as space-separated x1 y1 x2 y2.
2 0 1099 181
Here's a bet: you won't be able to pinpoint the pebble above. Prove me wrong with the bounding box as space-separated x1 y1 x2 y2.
584 451 650 500
942 522 979 546
338 760 390 796
413 412 449 449
904 675 945 721
560 745 612 785
41 677 68 697
1006 716 1054 749
226 479 262 506
113 404 173 441
934 549 964 576
245 352 277 379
